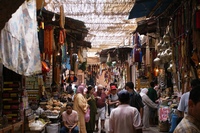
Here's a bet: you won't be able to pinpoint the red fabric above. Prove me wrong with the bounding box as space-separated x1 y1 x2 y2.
42 61 50 73
134 50 140 62
196 10 200 29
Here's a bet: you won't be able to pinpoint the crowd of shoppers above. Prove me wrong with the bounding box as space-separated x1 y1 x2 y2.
60 81 160 133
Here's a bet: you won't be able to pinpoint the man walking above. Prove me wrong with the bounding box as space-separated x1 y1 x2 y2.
94 85 107 132
108 90 141 133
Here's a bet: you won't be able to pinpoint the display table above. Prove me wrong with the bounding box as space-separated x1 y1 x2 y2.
12 121 24 133
47 115 59 119
25 128 45 133
2 125 12 133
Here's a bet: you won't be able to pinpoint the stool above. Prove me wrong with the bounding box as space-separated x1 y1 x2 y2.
12 121 24 133
2 125 12 133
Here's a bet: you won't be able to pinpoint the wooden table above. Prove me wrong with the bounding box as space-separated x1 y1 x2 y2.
2 125 12 133
12 121 24 133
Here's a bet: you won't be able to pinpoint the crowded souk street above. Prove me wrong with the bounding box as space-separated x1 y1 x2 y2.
0 0 200 133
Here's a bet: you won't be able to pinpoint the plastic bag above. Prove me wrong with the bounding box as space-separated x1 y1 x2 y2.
85 108 90 122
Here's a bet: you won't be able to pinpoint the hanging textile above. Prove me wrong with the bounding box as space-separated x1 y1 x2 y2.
38 28 44 53
133 33 142 63
0 0 41 76
44 26 54 55
61 44 67 66
146 45 150 65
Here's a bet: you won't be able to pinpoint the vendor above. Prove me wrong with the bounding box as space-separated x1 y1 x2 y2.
60 102 79 133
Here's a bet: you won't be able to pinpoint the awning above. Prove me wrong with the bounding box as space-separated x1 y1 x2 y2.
135 18 157 34
128 0 173 19
100 46 133 63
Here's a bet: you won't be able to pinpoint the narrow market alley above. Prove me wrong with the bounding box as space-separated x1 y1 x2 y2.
1 0 200 133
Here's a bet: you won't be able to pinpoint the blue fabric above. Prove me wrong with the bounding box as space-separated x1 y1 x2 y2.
128 0 173 19
65 55 71 70
169 114 178 133
60 126 79 133
139 51 142 62
129 0 158 19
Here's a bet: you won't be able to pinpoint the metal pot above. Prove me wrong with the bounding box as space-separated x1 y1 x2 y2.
163 34 170 44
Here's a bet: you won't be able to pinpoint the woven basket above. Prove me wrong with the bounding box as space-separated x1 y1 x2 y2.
159 121 169 132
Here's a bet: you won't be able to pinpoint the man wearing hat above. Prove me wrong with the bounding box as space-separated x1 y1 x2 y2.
108 90 141 133
108 85 120 114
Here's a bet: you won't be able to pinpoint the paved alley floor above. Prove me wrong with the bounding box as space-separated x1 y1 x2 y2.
142 126 168 133
94 117 169 133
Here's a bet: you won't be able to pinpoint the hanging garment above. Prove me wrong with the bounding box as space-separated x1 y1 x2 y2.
44 26 54 55
54 65 60 84
38 28 44 53
41 61 50 73
134 49 140 62
0 0 41 76
61 44 67 69
146 46 150 65
195 10 200 29
59 29 66 45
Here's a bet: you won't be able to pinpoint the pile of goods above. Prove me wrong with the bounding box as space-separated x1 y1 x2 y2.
29 120 46 131
44 98 66 116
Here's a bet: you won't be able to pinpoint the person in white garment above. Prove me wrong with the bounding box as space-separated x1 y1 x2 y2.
108 90 141 133
140 88 158 130
177 79 200 118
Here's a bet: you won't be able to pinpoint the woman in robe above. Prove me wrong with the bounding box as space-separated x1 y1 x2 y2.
140 88 158 129
73 85 88 133
85 85 97 133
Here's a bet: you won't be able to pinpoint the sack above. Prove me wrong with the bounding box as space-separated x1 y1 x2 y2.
85 108 90 122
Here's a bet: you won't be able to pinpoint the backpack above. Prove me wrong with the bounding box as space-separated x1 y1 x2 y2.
130 92 144 111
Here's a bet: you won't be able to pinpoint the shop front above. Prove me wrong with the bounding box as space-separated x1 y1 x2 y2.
0 0 90 132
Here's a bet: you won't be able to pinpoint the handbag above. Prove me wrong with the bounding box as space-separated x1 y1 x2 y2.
85 108 90 122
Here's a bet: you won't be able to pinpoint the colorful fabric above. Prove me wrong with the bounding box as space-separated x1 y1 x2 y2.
0 0 41 76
